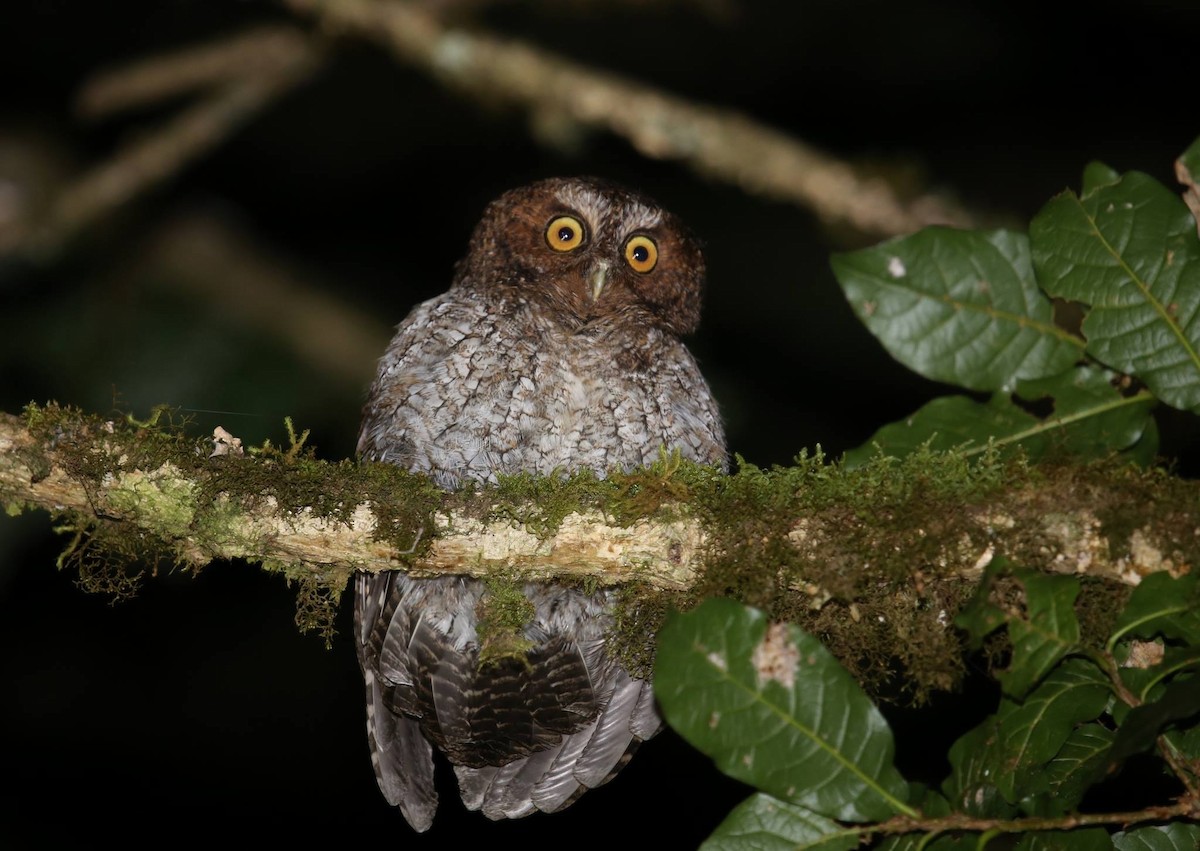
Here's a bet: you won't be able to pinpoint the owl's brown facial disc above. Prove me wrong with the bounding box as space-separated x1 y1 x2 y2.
461 177 706 336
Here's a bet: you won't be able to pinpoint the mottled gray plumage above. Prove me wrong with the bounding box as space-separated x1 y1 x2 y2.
355 176 727 830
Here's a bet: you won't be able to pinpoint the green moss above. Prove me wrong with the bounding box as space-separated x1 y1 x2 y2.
1076 575 1132 650
359 462 441 557
608 448 726 524
441 450 728 543
1088 461 1197 563
601 446 1182 705
14 444 51 484
472 467 618 538
53 519 162 603
609 583 684 680
476 577 536 667
287 565 350 648
17 402 441 637
690 445 1018 612
509 444 1097 703
15 401 1199 696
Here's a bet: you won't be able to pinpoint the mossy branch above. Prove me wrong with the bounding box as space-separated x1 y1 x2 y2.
0 407 707 589
2 403 1197 693
2 404 1195 591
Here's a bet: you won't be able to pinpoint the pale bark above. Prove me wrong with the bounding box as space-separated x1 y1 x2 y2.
2 410 1191 595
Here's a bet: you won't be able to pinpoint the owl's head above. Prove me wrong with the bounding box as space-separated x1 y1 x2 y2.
456 177 706 335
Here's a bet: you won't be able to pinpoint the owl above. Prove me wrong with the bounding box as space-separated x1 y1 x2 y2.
355 176 727 830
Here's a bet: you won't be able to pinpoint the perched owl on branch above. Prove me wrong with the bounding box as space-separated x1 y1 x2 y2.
355 176 727 830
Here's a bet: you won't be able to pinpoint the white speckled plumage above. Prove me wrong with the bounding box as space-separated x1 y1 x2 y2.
355 176 726 831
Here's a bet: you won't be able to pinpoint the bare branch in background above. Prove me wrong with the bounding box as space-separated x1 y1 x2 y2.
52 77 308 241
283 0 975 235
1 29 322 262
2 3 980 267
76 26 317 119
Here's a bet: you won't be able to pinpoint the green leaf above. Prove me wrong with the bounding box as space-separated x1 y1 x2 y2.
832 227 1082 392
1121 414 1161 466
1165 721 1200 759
1015 367 1157 456
877 835 978 851
655 598 913 822
1017 825 1118 844
700 794 859 851
955 556 1011 649
943 719 1019 818
1015 828 1115 851
1108 675 1200 765
1108 572 1200 650
947 659 1110 810
952 561 1084 697
1001 570 1082 698
923 838 983 851
1113 823 1200 851
1176 135 1200 177
1031 171 1200 413
1115 643 1200 701
844 394 1033 468
842 366 1155 468
875 837 924 851
1020 723 1115 816
1082 161 1122 196
992 658 1110 803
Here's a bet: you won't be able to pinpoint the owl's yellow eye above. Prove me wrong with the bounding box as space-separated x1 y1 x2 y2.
546 216 586 252
624 235 658 273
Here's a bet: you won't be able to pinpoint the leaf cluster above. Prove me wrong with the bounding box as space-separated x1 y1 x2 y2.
656 580 1200 849
831 139 1200 468
654 139 1200 848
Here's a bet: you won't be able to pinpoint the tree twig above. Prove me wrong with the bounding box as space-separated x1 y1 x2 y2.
76 26 316 119
282 0 974 236
7 35 322 262
872 800 1199 842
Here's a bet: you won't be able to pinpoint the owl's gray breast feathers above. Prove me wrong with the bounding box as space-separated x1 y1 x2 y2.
355 177 726 831
358 288 724 487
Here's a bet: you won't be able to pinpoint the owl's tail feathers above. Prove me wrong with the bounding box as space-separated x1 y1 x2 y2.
455 674 662 820
365 667 439 832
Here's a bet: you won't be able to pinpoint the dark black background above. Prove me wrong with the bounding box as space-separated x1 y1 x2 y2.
1 1 1197 846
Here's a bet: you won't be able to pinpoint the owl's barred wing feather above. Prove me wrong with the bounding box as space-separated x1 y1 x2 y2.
355 176 727 830
357 574 661 828
453 677 656 821
356 572 437 831
420 629 598 766
481 745 563 819
572 669 646 786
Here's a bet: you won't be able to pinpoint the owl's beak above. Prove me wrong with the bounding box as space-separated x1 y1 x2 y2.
588 261 610 302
